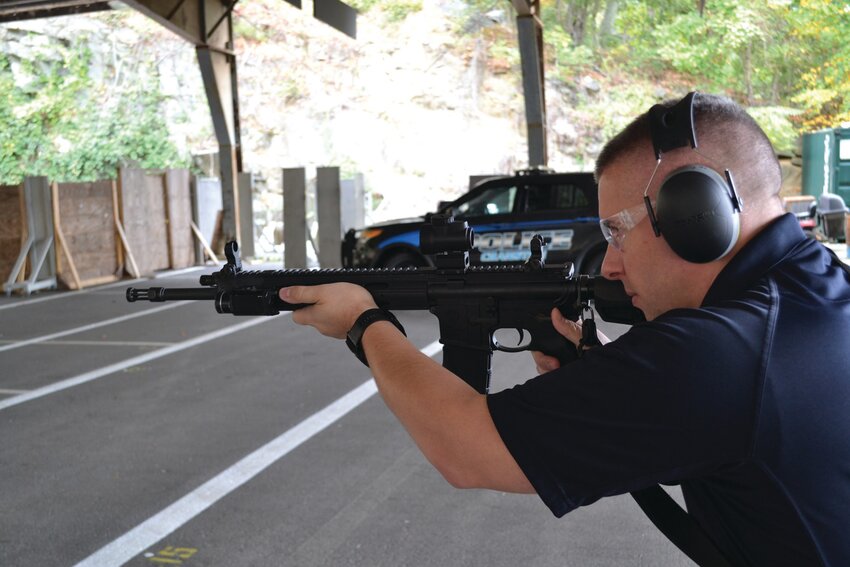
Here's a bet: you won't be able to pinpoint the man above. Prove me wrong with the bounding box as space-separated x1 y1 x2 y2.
280 94 850 565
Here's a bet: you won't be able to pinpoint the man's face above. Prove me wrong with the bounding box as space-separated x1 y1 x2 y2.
597 153 715 321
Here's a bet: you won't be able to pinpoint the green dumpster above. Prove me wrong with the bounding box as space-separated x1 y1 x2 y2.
802 127 850 207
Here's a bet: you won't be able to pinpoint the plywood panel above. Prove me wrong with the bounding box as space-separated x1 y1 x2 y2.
54 181 119 286
119 168 170 275
164 169 194 268
0 184 24 283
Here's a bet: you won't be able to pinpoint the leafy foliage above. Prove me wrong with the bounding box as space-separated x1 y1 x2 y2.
530 0 850 152
785 0 850 130
0 27 185 184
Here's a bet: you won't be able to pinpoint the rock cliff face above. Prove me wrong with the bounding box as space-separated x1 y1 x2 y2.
236 0 616 222
1 1 602 226
233 0 539 221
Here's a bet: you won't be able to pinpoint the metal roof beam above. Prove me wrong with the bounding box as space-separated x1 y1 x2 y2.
313 0 356 39
121 0 231 46
0 1 111 23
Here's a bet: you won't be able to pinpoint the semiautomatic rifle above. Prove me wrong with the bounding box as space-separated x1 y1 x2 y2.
126 215 643 393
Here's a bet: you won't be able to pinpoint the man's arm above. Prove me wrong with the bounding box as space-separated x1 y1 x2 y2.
280 283 534 494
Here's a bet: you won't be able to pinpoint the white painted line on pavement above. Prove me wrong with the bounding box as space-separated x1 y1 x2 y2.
0 339 175 348
0 388 29 395
0 279 144 311
0 266 207 311
0 302 188 353
0 316 277 412
153 267 209 279
73 339 443 567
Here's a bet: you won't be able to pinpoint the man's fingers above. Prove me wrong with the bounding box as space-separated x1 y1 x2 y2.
550 308 582 346
279 286 317 326
550 308 612 347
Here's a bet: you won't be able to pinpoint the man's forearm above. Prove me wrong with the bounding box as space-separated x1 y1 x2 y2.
361 322 534 493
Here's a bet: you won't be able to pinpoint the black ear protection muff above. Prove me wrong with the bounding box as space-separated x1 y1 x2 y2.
643 92 744 263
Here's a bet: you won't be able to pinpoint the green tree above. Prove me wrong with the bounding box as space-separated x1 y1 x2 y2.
0 28 185 184
785 0 850 130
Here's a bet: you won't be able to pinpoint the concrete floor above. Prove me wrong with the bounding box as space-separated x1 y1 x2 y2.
0 266 694 567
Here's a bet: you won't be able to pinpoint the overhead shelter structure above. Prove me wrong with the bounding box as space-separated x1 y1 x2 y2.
511 0 547 168
1 0 550 241
0 0 357 247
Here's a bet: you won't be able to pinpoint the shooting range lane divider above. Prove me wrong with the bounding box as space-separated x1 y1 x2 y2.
74 339 443 567
0 316 276 412
0 266 207 312
0 301 188 353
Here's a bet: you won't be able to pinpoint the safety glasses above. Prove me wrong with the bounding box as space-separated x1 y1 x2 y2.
599 200 653 251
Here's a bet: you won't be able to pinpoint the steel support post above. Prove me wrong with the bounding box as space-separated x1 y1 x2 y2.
514 0 547 167
197 45 241 251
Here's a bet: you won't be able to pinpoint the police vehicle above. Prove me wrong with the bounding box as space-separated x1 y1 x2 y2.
341 169 608 274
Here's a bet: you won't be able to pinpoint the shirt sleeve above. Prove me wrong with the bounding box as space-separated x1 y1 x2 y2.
487 306 764 517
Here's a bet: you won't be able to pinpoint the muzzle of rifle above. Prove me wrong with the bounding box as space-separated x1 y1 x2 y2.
126 287 217 302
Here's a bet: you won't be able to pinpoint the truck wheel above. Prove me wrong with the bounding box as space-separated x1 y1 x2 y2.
381 252 426 269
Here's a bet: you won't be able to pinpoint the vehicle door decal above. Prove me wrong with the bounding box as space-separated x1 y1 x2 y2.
373 217 599 257
474 229 574 262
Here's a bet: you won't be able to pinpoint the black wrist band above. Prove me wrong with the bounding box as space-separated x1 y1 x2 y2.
345 308 406 367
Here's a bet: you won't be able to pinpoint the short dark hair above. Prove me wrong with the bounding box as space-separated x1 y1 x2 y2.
594 93 781 200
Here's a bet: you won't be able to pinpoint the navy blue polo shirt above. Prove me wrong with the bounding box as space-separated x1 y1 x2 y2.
488 214 850 566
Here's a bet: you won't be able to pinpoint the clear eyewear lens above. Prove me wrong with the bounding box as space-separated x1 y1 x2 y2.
599 202 650 251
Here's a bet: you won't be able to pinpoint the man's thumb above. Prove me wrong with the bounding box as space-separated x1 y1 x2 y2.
280 286 309 303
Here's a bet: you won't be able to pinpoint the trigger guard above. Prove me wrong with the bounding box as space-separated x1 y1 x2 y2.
490 333 529 354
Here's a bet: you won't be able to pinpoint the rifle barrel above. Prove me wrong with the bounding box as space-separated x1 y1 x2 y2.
126 287 217 302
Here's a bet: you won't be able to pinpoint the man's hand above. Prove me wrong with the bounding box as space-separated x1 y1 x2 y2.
531 307 611 374
279 283 378 339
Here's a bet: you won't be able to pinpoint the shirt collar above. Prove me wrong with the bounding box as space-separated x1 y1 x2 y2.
702 213 807 306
